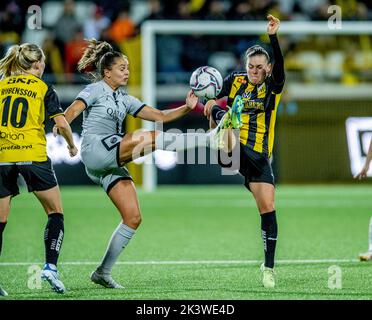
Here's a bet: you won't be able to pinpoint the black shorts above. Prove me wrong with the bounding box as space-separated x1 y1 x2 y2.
0 158 58 198
219 143 275 191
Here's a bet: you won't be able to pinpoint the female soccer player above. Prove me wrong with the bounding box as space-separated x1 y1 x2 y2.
204 15 284 288
0 43 78 295
354 138 372 261
60 39 217 288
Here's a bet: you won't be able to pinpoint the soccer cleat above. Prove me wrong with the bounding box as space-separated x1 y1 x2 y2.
0 284 8 296
209 112 232 150
90 270 124 289
41 263 66 294
230 95 245 129
208 95 244 149
359 251 372 261
261 263 276 288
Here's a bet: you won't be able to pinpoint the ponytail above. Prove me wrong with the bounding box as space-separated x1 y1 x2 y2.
78 38 127 82
78 39 113 80
0 43 44 79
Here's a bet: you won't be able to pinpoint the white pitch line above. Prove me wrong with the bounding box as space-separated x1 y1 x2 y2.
0 258 358 266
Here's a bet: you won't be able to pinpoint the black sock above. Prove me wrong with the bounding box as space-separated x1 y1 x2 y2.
0 222 7 256
261 211 278 268
44 213 64 266
211 105 226 124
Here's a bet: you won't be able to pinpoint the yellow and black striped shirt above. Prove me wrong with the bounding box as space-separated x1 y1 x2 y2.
0 74 64 162
218 71 284 158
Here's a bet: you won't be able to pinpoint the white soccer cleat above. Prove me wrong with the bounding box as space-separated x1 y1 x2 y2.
261 263 276 288
0 284 8 296
359 251 372 261
90 270 124 289
208 112 232 150
41 263 66 294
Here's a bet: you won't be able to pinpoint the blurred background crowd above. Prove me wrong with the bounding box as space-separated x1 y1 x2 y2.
1 0 372 85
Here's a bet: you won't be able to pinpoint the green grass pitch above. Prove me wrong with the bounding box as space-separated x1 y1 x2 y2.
0 185 371 300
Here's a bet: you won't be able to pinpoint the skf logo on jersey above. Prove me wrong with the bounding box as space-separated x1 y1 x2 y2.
0 130 25 140
7 77 38 85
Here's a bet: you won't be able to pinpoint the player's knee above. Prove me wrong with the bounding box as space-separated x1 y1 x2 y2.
258 202 275 214
0 210 10 222
126 213 142 229
45 204 63 215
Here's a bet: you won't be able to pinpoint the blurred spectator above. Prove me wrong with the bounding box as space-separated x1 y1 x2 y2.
228 0 272 20
227 1 255 20
54 0 81 59
163 0 194 19
288 1 311 21
268 1 289 20
109 4 135 45
64 28 87 80
204 0 226 20
136 0 164 35
99 27 122 52
94 0 129 21
251 0 274 19
177 0 193 19
83 6 111 40
0 1 23 50
336 0 368 20
311 1 333 20
144 0 164 20
42 35 65 84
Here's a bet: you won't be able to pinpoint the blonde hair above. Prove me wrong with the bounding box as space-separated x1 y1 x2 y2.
78 38 127 82
0 43 45 79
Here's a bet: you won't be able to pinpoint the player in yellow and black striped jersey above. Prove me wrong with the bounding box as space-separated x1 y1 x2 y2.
204 15 284 288
0 43 78 295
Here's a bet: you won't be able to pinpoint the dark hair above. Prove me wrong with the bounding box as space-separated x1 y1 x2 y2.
78 39 127 81
245 45 270 63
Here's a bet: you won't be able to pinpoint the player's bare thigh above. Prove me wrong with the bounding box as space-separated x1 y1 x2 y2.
249 182 275 214
118 130 159 164
33 186 63 215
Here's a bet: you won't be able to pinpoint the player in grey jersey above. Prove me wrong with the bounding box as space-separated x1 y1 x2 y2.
56 39 226 289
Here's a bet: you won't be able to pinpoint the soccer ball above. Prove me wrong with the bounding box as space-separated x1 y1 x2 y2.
189 66 223 100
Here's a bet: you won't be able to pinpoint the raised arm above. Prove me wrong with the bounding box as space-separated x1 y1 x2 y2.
135 90 198 123
267 15 285 85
